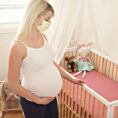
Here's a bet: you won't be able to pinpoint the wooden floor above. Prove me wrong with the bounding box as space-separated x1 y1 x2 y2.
0 98 24 118
1 110 24 118
0 81 24 118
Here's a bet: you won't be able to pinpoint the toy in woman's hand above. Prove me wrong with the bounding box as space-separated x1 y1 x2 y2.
1 78 21 109
73 42 94 78
65 55 78 73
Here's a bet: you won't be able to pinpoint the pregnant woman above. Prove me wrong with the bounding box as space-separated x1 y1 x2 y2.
7 0 84 118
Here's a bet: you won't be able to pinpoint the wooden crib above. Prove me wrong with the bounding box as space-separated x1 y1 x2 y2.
57 47 118 118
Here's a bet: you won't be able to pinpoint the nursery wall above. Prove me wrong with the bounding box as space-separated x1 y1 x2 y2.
0 24 18 81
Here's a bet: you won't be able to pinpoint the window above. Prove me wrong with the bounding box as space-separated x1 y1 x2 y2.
0 0 26 5
0 0 28 24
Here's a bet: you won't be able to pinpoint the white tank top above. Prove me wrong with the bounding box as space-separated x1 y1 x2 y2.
13 34 62 101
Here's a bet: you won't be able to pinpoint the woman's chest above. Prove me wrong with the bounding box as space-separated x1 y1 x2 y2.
21 43 55 69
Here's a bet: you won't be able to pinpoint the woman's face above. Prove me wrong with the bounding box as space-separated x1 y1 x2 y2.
35 10 54 26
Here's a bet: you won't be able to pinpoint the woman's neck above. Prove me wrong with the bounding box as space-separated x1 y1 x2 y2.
29 24 42 41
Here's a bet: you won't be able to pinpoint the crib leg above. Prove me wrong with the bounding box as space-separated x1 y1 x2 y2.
107 106 114 118
82 71 86 78
73 71 82 76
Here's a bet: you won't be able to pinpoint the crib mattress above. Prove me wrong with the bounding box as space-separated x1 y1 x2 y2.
71 70 118 102
61 70 118 118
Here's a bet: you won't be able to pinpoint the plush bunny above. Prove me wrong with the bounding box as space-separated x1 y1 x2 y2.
73 42 94 78
1 78 21 109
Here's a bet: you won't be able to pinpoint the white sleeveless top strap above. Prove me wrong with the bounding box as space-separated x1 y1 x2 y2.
14 39 27 48
13 33 45 49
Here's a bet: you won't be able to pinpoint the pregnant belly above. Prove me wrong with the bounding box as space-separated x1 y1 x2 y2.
21 65 62 97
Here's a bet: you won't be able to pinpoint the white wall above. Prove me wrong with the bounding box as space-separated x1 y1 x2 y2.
0 24 18 81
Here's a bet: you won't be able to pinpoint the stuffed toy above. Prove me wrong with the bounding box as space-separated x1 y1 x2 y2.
1 78 21 109
65 55 78 73
73 42 94 78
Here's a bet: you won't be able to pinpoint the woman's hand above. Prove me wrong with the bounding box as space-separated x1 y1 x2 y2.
35 96 56 105
70 77 84 86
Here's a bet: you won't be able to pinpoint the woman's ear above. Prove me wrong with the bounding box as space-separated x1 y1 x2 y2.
34 17 42 26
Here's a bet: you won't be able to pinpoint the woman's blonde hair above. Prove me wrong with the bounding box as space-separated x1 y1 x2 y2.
15 0 54 40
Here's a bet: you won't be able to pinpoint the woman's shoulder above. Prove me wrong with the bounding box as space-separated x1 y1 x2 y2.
9 36 27 59
12 35 26 49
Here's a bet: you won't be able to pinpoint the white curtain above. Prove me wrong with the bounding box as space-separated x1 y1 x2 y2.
87 0 118 61
45 0 118 64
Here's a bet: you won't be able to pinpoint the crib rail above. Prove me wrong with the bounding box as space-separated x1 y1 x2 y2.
57 47 118 118
58 71 118 118
89 49 118 82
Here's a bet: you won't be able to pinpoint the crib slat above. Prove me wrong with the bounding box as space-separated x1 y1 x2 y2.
71 83 75 118
68 82 72 118
97 100 100 118
79 87 83 118
115 65 118 82
69 50 74 118
98 56 101 73
92 53 95 66
89 51 92 67
108 61 111 78
67 51 69 56
95 54 98 70
82 90 87 118
102 104 105 118
65 80 68 118
75 85 79 118
72 50 73 56
58 89 62 118
62 79 65 118
111 63 115 80
67 51 72 118
91 97 96 118
116 108 118 118
104 59 108 77
59 61 61 66
90 51 92 61
87 94 91 118
64 53 66 68
65 51 70 69
75 50 77 59
101 58 104 75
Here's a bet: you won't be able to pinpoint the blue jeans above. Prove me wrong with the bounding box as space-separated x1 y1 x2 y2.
20 96 59 118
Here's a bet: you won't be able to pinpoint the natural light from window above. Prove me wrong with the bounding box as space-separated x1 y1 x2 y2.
0 0 28 24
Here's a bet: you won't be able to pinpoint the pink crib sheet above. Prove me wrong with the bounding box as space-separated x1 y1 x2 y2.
61 70 118 118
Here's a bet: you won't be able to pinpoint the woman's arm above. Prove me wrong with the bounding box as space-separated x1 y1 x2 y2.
53 61 84 85
8 42 41 103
